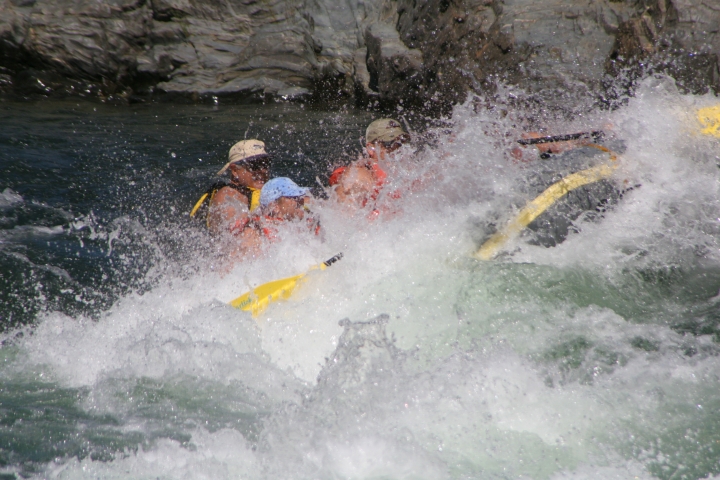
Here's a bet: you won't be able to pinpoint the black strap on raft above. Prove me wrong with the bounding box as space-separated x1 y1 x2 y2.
517 131 605 145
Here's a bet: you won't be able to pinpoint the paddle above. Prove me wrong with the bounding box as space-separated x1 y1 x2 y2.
479 108 720 260
229 253 343 317
696 106 720 138
516 131 604 145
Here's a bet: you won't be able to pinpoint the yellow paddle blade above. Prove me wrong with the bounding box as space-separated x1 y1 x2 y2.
697 106 720 138
230 272 307 316
474 162 618 260
229 253 343 317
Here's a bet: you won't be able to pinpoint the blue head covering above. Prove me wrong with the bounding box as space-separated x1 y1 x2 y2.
260 177 310 207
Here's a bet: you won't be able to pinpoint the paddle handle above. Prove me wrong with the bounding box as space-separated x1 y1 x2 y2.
517 131 604 145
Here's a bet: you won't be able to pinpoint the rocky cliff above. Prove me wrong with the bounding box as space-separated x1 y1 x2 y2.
0 0 717 112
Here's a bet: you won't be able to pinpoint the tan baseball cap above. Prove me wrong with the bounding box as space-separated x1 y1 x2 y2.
365 118 409 144
217 139 269 175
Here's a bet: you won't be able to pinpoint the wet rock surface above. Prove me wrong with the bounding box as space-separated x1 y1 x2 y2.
0 0 717 110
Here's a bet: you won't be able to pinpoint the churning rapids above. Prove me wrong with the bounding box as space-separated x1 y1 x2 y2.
2 76 720 479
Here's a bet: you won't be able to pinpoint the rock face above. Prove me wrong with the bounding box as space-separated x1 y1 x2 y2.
0 0 718 110
392 0 720 114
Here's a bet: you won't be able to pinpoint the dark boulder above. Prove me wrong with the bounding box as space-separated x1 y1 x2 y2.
393 0 719 115
365 23 423 106
606 0 720 99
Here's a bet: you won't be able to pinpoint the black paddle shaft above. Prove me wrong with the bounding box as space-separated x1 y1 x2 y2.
323 253 343 267
517 131 604 145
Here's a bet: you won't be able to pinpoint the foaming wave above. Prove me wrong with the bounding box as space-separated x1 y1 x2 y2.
5 76 720 479
43 429 260 480
507 76 720 269
0 187 23 208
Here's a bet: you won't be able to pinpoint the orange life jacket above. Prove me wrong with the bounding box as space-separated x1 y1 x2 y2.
328 163 387 207
242 212 321 241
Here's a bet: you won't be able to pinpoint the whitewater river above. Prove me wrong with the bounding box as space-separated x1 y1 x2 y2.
2 76 720 479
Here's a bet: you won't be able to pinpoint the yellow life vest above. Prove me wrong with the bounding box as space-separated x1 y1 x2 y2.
190 182 260 225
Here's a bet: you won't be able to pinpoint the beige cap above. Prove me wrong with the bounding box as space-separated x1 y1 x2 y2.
217 139 269 175
365 118 409 144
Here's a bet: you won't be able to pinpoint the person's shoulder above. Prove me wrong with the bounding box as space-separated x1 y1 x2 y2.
212 185 249 204
330 156 373 181
220 184 246 194
329 166 347 186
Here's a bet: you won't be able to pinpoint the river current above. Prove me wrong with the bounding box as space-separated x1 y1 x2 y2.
2 77 720 479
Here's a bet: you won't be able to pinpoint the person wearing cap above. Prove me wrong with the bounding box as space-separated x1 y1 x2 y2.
510 131 602 163
189 139 271 235
259 177 312 219
328 118 410 209
236 177 320 255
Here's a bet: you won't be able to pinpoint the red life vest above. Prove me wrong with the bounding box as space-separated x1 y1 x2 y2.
329 163 387 207
229 216 251 235
242 212 321 241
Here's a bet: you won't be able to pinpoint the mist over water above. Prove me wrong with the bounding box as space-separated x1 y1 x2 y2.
2 76 720 479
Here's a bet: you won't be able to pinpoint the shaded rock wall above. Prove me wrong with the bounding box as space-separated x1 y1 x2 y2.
0 0 717 111
606 0 720 98
0 0 322 99
391 0 719 114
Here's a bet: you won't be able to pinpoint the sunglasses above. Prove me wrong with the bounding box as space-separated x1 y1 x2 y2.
236 154 271 172
246 159 271 172
368 134 410 153
277 195 304 205
383 140 405 153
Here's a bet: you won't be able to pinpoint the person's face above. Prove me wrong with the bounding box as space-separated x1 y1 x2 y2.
366 138 405 162
229 159 270 189
366 142 387 161
273 196 306 220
